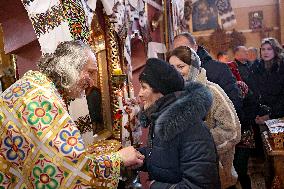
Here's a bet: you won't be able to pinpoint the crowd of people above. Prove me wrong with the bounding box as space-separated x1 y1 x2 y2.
0 33 284 188
217 37 284 189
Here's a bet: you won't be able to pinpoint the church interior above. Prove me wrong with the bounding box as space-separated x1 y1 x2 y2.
0 0 284 188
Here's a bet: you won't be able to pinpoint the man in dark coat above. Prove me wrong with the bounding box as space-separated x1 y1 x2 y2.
173 32 242 114
232 46 255 189
233 46 252 83
232 46 259 126
138 58 220 189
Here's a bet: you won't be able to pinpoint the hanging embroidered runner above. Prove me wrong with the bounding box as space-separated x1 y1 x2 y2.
21 0 73 54
62 0 90 44
215 0 237 29
21 0 91 54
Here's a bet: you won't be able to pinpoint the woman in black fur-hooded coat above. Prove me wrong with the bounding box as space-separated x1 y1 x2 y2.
137 58 220 189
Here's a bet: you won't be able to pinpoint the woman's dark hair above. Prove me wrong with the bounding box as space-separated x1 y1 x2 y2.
166 46 192 66
138 80 160 94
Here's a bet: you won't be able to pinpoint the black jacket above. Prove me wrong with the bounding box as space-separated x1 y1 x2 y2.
249 59 284 119
234 59 256 124
139 82 220 189
235 59 252 84
197 46 242 113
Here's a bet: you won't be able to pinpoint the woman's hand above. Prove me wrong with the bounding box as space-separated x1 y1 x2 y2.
255 114 270 125
118 146 144 167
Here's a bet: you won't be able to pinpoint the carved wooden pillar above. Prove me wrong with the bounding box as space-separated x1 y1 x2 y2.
279 0 284 43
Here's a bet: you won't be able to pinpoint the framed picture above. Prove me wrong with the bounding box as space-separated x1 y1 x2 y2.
189 0 219 34
249 11 263 30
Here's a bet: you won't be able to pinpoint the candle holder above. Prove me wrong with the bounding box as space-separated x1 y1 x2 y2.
112 74 127 85
86 139 121 156
111 74 127 141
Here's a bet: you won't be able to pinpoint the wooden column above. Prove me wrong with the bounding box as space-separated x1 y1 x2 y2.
279 0 284 43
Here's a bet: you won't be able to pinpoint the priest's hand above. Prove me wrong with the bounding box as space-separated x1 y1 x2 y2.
118 146 144 167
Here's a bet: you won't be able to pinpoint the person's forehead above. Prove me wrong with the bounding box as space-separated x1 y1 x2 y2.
175 36 190 42
141 82 151 88
88 51 97 61
262 43 272 48
82 54 97 70
239 47 248 52
170 56 184 63
174 36 194 47
248 50 256 54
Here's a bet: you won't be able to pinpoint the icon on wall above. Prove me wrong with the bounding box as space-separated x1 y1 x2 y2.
249 11 263 30
192 0 219 32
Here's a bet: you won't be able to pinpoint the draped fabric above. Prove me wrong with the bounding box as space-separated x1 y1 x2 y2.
0 71 121 188
61 0 90 43
21 0 90 54
95 0 147 66
21 0 149 81
99 0 147 38
172 0 185 32
21 0 72 54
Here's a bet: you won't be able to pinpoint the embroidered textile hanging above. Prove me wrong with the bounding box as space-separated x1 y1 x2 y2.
21 0 91 54
62 0 90 44
21 0 73 54
215 0 236 29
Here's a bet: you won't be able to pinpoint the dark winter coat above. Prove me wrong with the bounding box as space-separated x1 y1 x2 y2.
233 59 257 125
234 60 252 84
138 82 220 189
249 59 284 119
197 46 242 113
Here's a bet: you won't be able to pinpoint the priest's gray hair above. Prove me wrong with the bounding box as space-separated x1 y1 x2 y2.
38 40 93 90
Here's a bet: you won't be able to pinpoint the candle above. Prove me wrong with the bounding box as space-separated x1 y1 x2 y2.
129 84 135 99
118 96 123 109
117 90 124 109
123 85 128 100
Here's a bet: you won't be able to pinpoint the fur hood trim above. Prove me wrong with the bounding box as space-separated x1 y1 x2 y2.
155 82 213 141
